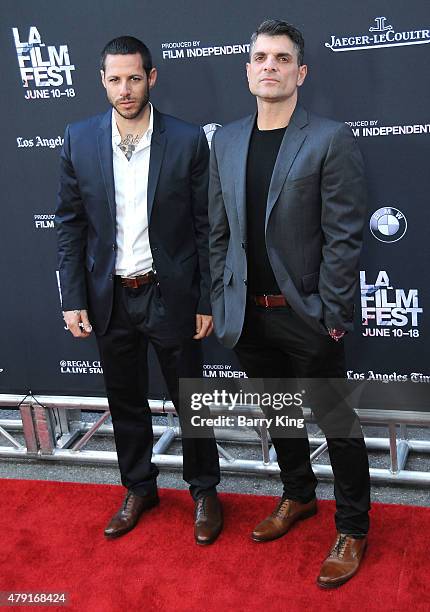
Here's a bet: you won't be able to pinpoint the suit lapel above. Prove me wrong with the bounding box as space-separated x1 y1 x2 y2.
265 104 308 227
147 109 167 221
97 110 116 224
234 113 255 241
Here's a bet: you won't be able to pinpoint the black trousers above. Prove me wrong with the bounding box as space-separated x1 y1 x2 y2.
96 278 220 501
235 301 371 535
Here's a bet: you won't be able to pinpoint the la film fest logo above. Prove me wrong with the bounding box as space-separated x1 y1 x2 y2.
370 207 407 243
325 16 430 53
12 26 76 100
203 123 222 149
161 39 249 60
360 270 423 338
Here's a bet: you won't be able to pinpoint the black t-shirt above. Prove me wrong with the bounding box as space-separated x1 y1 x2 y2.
246 124 287 294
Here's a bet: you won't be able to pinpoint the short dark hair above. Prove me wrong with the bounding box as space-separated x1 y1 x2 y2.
100 36 152 75
250 19 305 66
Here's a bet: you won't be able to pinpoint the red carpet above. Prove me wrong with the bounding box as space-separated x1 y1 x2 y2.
1 479 429 612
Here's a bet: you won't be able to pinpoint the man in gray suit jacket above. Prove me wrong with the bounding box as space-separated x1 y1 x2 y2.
209 20 370 588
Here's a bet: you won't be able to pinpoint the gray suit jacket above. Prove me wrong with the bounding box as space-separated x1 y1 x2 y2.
208 104 367 349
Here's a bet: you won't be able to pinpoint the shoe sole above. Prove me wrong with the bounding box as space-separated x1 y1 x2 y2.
316 541 367 589
252 505 318 542
104 498 160 539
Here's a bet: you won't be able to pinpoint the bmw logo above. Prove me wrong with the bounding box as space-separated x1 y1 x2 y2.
369 207 407 243
203 123 222 149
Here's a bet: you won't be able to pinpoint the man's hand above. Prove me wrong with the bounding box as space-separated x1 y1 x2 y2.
328 328 346 342
193 314 213 340
63 309 93 338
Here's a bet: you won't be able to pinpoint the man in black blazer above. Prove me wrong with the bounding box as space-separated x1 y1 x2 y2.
56 36 222 545
209 20 370 586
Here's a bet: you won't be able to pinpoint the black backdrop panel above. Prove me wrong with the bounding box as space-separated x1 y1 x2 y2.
1 0 429 396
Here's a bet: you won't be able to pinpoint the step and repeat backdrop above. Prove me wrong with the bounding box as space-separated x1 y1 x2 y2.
1 0 429 397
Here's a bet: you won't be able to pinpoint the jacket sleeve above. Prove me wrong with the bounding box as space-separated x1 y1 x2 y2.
319 123 367 331
55 124 88 311
208 132 230 303
190 127 211 315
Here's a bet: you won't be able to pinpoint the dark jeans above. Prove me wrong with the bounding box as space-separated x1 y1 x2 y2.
235 301 371 535
96 278 220 501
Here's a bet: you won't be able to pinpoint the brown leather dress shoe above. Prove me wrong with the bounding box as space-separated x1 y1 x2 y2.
252 497 317 542
104 491 159 539
317 533 367 588
194 495 223 545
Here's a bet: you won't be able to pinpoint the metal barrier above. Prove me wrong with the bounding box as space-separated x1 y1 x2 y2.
1 393 430 485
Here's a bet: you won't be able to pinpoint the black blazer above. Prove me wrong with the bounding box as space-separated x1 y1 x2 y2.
56 108 211 336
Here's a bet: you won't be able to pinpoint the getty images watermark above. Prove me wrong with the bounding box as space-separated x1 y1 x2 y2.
179 377 430 439
189 388 305 430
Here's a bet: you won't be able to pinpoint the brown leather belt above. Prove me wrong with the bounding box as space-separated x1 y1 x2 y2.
119 271 156 288
252 294 288 308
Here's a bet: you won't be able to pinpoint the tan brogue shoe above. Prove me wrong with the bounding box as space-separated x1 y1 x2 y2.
252 497 317 542
194 495 223 545
317 533 367 588
104 491 159 539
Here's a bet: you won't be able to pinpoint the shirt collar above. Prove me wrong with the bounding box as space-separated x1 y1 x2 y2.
111 102 154 149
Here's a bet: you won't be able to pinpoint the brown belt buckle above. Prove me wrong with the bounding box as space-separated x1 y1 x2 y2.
121 271 154 288
120 276 140 288
128 277 139 289
254 294 287 308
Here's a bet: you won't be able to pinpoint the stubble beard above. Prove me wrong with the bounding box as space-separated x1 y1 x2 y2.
112 89 150 121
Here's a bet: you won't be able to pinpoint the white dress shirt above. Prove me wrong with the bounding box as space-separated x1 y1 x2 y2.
112 103 154 277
